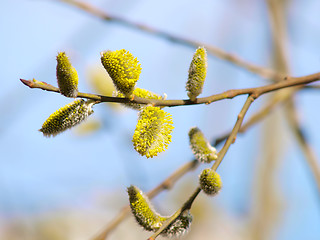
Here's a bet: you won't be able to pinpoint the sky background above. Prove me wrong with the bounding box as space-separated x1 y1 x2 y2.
1 0 320 239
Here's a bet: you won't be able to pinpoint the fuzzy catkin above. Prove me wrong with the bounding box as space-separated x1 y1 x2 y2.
186 47 207 101
39 99 94 137
127 185 165 231
188 127 217 163
127 185 192 236
132 106 174 158
199 168 222 195
101 49 141 97
56 52 79 97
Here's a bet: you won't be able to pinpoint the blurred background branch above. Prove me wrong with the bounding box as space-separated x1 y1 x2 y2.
267 0 320 202
59 0 283 81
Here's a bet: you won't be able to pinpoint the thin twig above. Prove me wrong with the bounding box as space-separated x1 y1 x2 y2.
20 72 320 107
214 87 298 146
57 0 283 80
148 96 255 239
91 160 199 240
148 187 202 240
211 96 255 170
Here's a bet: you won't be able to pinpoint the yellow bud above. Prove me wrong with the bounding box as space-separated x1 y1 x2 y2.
56 52 79 97
101 49 141 97
189 127 217 163
39 99 94 137
186 47 207 101
199 168 222 195
127 185 165 231
132 106 174 158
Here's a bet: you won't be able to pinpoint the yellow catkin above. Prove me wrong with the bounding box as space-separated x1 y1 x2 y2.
132 106 174 158
186 47 207 101
199 168 222 195
127 185 192 236
56 52 79 97
39 99 94 137
101 49 141 97
127 185 165 231
188 127 217 163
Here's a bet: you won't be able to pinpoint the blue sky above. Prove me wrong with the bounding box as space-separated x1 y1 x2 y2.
1 0 320 239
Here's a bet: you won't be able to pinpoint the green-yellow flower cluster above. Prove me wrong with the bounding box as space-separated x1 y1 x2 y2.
127 185 166 231
188 127 217 163
186 47 207 101
56 52 79 98
101 49 141 97
101 50 174 157
127 185 192 236
132 106 174 158
39 99 94 137
199 168 222 195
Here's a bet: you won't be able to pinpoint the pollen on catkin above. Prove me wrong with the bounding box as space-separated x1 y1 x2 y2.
39 99 94 137
100 49 141 97
56 52 79 97
132 106 174 158
127 185 165 232
199 168 222 195
186 46 207 101
115 88 164 110
188 127 217 163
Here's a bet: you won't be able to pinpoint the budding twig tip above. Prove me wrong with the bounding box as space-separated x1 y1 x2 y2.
20 79 32 87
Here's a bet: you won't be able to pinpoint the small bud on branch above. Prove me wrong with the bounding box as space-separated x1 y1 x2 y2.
199 168 222 195
189 127 218 163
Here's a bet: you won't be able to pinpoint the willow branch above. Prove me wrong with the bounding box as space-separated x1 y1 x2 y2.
20 72 320 108
148 96 255 239
57 0 282 80
214 87 299 146
91 160 199 240
211 96 255 170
